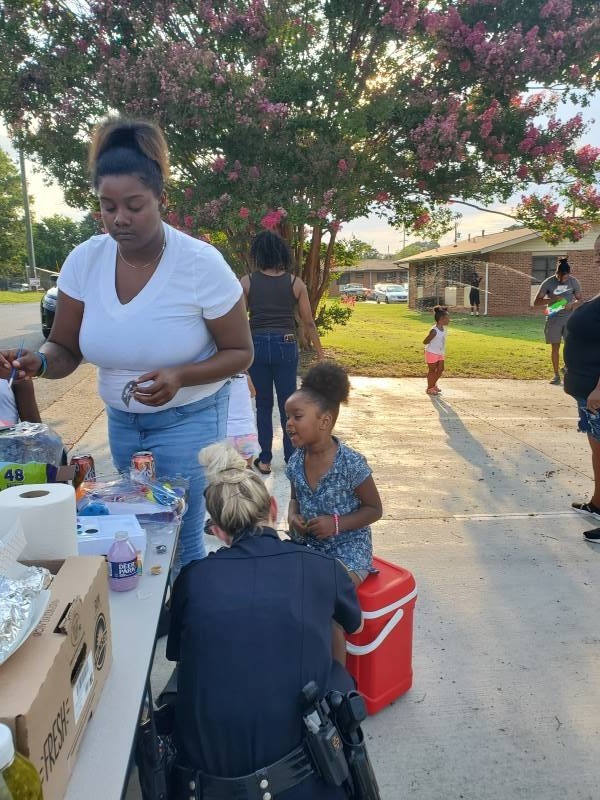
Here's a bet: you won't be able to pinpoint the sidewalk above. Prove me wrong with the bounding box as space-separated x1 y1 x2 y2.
74 379 600 800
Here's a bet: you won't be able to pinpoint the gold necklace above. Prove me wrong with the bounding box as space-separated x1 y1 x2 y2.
118 237 166 269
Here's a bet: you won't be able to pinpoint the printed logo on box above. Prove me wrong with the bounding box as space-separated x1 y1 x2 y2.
94 613 108 671
40 697 71 784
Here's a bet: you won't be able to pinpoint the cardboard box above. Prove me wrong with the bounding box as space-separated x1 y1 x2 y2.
0 556 112 800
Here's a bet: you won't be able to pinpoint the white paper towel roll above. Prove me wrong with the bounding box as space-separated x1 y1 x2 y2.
0 483 78 560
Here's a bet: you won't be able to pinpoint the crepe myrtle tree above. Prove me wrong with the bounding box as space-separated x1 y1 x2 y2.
0 0 599 311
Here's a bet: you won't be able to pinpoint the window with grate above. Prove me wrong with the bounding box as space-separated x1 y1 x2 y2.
531 256 555 283
415 266 427 287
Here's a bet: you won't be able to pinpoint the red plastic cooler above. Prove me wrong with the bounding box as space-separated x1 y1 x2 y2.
345 556 417 715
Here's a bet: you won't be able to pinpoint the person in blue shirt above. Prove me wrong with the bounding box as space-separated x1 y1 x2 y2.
167 441 362 800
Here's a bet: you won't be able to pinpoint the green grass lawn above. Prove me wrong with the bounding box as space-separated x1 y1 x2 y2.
0 291 41 304
321 303 550 379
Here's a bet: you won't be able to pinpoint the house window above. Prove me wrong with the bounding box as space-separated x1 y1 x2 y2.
415 266 427 287
531 256 555 283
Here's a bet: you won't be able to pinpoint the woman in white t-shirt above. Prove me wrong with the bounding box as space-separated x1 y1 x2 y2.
0 119 253 565
423 305 450 396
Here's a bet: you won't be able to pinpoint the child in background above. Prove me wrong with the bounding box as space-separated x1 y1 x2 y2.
0 378 41 426
227 373 258 467
285 361 382 664
423 305 450 396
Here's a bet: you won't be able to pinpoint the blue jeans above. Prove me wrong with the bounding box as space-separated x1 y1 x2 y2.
249 333 298 464
106 383 230 566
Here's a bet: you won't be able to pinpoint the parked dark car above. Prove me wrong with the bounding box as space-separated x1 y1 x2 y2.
339 283 368 301
40 284 58 338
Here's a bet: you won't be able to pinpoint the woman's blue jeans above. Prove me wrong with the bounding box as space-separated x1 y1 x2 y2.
249 333 298 464
106 383 230 566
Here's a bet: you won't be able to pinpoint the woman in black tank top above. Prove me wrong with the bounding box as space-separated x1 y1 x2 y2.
241 231 324 473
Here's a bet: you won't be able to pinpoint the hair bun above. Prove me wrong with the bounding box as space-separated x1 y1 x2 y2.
302 360 350 406
199 442 247 486
99 125 140 157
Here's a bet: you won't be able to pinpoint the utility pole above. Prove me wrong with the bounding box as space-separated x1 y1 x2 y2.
19 149 36 280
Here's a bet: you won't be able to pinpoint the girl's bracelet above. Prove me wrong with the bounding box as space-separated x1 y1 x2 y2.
34 352 48 378
333 513 340 535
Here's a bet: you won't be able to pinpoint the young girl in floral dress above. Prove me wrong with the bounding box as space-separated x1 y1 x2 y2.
285 361 382 663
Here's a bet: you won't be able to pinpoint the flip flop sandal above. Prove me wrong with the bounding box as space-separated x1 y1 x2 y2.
253 458 272 475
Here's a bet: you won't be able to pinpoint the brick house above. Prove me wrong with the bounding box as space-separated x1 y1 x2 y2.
398 224 600 316
328 259 408 297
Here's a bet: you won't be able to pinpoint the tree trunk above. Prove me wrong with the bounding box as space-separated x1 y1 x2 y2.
315 229 337 307
303 225 323 313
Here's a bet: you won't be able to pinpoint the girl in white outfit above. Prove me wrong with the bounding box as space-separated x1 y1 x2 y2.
226 373 258 467
423 305 450 395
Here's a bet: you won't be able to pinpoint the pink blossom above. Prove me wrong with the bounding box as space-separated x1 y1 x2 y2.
376 191 390 202
414 212 431 230
337 159 348 173
167 211 181 227
249 166 260 179
239 207 250 218
517 165 529 179
184 215 194 229
574 144 600 172
228 171 240 181
459 60 471 73
211 156 227 172
330 220 343 233
260 209 285 229
184 187 194 200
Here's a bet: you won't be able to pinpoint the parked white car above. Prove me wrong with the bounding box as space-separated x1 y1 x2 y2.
372 283 408 303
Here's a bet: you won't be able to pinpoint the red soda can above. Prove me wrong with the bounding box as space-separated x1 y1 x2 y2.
71 454 96 489
131 451 156 480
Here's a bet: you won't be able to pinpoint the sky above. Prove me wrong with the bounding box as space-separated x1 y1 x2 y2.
2 95 598 252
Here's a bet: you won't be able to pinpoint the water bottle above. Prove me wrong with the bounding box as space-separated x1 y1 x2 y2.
107 531 140 592
0 724 42 800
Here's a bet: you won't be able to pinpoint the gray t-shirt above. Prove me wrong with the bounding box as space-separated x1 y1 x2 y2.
538 275 581 317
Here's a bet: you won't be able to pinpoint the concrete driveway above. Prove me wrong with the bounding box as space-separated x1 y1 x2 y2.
72 378 599 800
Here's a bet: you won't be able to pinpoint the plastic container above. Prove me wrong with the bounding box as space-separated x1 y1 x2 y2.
0 773 12 800
345 556 417 715
107 531 140 592
0 723 42 799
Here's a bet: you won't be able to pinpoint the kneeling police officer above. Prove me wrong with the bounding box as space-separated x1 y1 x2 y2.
167 442 380 799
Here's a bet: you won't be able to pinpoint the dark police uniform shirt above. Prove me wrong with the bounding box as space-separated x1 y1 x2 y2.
564 295 600 398
167 527 361 798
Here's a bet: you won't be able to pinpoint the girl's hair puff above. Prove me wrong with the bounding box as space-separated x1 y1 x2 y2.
300 361 350 420
89 117 169 196
199 442 271 538
433 304 449 322
250 230 293 272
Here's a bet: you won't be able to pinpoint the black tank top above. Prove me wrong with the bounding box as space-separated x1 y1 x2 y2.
248 271 297 334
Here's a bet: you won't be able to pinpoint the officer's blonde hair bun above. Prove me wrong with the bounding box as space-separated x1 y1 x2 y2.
199 442 271 537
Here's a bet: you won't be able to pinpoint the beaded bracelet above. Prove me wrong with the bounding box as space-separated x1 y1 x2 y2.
333 513 340 536
35 351 48 378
